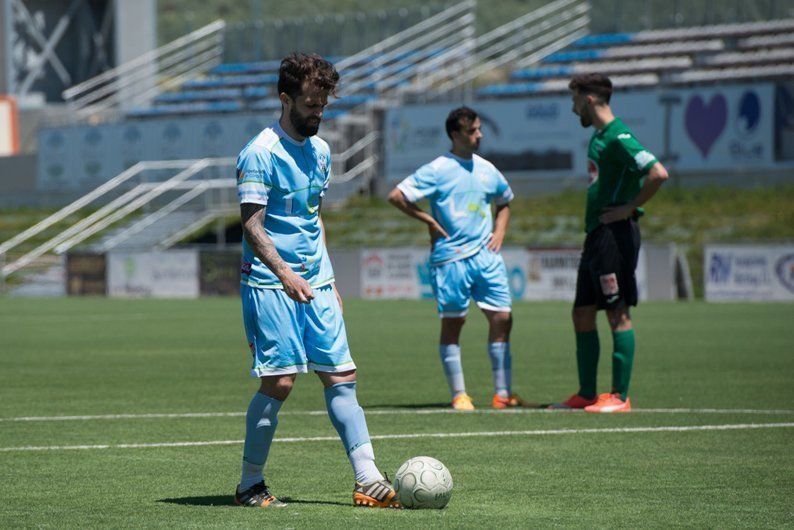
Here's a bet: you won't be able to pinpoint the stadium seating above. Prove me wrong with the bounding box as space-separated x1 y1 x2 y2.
128 52 400 119
477 18 794 98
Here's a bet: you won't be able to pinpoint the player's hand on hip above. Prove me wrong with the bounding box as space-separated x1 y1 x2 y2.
281 271 315 303
487 232 504 252
599 204 634 224
427 221 449 243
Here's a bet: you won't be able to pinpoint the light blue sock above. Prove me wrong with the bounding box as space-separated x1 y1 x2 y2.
324 381 382 483
240 392 282 491
488 342 511 397
439 344 466 398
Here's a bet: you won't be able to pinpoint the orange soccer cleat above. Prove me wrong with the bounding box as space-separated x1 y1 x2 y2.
584 393 631 413
492 393 530 409
451 393 475 411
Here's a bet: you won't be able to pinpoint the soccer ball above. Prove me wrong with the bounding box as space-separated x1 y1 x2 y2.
394 456 453 509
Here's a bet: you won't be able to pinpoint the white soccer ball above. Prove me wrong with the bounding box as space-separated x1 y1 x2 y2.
394 456 453 509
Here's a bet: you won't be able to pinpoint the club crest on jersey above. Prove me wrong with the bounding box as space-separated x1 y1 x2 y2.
587 158 599 187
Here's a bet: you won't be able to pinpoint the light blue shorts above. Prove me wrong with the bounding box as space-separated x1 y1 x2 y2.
430 247 512 318
241 283 356 376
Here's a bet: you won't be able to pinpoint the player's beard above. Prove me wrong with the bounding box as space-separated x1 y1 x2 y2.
579 106 593 128
290 106 320 137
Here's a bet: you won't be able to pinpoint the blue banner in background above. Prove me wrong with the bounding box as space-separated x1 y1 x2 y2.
37 115 269 191
385 83 778 182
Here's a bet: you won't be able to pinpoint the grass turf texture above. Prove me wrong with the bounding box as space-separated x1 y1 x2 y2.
1 297 793 528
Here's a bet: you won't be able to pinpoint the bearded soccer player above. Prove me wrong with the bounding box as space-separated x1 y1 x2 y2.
551 73 668 413
388 106 528 411
234 53 399 508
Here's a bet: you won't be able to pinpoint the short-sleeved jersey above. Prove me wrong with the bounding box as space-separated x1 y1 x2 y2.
585 118 658 233
397 152 514 265
236 122 334 289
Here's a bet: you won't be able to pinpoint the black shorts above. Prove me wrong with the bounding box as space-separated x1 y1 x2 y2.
574 219 641 310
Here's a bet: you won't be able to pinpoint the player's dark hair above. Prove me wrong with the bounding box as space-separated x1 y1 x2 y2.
569 73 612 103
278 52 339 99
445 106 478 139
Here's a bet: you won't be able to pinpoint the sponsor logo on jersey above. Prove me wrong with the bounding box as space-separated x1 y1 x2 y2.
618 133 631 139
318 156 328 175
241 261 253 275
634 150 655 169
587 158 599 187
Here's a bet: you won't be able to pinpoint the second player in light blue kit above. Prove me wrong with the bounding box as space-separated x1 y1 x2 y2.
388 107 529 410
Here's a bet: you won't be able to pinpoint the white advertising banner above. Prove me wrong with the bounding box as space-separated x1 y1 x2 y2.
705 245 794 301
360 248 433 299
384 83 775 182
360 246 647 302
107 250 200 298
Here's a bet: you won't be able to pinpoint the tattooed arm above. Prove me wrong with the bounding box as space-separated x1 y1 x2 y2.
241 203 314 303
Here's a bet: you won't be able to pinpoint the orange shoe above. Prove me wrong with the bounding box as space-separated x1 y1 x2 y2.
547 393 598 410
451 393 475 411
584 393 631 413
492 393 530 409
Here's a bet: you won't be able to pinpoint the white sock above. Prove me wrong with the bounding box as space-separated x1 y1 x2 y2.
348 443 384 484
439 344 466 398
240 460 264 491
488 342 511 397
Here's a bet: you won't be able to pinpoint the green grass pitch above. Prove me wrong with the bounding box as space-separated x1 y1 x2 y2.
1 297 793 528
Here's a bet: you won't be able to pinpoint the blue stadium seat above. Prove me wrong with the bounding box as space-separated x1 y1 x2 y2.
209 61 282 75
511 66 573 80
154 89 242 104
543 50 603 63
182 74 279 89
128 101 244 118
476 82 543 97
572 33 634 47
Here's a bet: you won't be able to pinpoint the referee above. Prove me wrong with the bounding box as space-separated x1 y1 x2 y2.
551 73 668 413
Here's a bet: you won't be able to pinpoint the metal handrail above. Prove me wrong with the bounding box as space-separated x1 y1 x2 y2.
52 160 215 255
0 160 199 258
399 0 591 95
97 179 232 252
334 1 476 73
62 20 226 114
436 14 590 91
74 36 224 114
341 15 475 96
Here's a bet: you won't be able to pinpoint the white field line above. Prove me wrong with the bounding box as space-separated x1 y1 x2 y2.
2 422 793 452
2 407 794 422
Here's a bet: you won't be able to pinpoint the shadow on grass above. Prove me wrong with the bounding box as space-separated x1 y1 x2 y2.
158 496 348 507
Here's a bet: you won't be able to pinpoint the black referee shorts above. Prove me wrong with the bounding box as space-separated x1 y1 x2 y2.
574 218 641 310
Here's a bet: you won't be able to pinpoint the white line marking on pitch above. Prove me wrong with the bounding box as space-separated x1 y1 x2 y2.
2 407 793 422
1 422 793 452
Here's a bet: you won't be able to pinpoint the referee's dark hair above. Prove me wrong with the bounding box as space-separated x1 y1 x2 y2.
445 106 478 139
569 73 613 103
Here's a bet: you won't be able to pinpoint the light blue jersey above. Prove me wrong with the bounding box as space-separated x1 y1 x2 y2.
397 153 514 266
237 122 335 288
